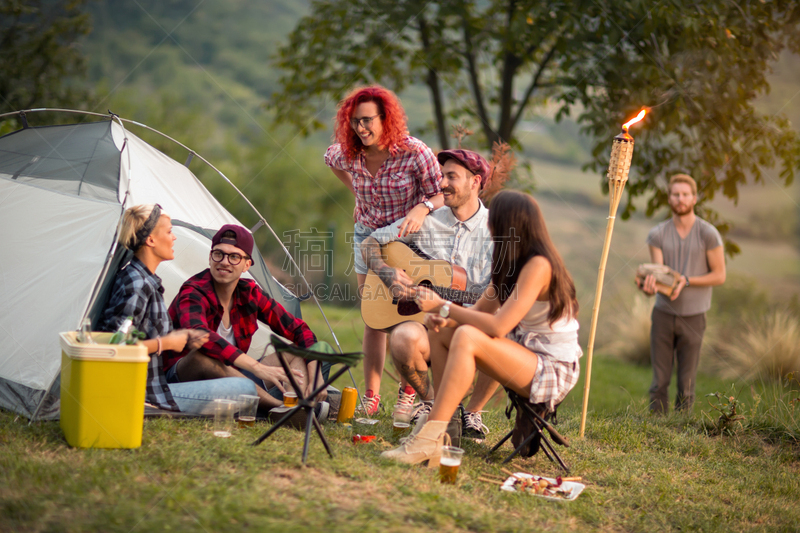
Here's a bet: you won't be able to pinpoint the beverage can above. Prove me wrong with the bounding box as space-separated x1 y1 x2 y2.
337 387 357 423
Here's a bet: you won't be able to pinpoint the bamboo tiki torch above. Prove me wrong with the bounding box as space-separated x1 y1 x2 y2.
579 109 647 438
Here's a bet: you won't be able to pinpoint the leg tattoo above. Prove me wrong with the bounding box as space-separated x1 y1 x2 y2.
400 364 431 399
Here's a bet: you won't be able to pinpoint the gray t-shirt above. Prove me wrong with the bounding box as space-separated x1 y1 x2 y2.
368 202 493 293
646 217 723 316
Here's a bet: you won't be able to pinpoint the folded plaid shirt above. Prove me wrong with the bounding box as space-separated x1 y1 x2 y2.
166 269 317 370
324 135 442 229
98 257 179 411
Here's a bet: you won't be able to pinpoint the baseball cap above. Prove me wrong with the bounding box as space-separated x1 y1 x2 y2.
211 224 254 257
437 149 491 188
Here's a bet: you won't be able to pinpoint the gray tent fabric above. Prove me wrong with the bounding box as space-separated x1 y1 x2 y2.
0 121 121 201
0 118 301 420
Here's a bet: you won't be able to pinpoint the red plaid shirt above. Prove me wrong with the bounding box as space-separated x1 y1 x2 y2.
325 136 442 229
165 269 316 370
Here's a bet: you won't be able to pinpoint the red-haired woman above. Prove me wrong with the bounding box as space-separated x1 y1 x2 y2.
381 190 583 465
325 85 443 415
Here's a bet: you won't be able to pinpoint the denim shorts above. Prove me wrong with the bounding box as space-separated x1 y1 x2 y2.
353 222 376 275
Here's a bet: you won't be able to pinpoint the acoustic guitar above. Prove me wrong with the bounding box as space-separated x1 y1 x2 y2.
360 242 482 330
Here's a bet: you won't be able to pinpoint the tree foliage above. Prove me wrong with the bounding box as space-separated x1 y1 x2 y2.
0 0 92 115
270 0 800 254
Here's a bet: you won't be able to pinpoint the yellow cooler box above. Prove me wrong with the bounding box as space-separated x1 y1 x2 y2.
59 331 149 449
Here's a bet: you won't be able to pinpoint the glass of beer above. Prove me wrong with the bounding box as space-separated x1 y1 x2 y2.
439 446 464 484
237 394 259 428
392 403 412 440
283 392 298 408
282 381 299 407
213 399 236 438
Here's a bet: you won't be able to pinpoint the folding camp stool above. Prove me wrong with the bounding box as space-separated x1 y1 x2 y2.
485 388 570 473
252 335 363 465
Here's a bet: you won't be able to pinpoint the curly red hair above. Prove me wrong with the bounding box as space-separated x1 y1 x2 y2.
333 85 411 160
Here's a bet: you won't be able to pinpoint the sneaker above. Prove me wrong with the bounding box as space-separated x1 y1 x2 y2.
315 401 330 424
462 410 489 441
359 393 381 416
411 401 433 425
397 384 416 409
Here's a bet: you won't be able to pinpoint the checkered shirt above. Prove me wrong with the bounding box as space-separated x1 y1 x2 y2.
166 269 317 370
98 257 179 411
324 136 442 229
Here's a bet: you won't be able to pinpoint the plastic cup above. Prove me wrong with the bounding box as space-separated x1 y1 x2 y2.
213 399 236 437
237 394 259 428
439 446 464 484
392 403 413 440
283 391 298 408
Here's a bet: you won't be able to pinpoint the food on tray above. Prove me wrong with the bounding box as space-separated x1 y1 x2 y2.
510 475 574 499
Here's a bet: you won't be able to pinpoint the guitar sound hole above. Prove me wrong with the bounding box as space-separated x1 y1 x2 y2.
397 300 421 316
396 280 432 316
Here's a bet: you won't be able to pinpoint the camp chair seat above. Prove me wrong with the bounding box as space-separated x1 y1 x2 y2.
251 335 363 465
485 388 570 473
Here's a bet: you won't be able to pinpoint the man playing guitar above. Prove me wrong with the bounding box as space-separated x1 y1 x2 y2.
360 149 496 440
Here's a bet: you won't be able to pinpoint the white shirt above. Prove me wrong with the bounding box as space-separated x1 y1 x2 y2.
368 202 493 293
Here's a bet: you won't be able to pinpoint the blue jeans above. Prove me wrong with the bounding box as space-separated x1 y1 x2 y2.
167 378 257 416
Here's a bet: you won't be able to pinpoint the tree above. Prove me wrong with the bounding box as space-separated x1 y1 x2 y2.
270 0 800 253
0 0 92 115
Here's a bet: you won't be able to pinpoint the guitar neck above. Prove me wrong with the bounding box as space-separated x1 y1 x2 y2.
430 285 480 305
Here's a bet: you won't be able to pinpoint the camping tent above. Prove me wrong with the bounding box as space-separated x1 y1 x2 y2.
0 114 305 420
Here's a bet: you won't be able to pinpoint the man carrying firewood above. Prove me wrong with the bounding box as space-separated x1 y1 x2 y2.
637 174 726 414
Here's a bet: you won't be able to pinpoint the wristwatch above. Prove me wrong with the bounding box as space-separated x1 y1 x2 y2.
439 301 452 318
422 199 435 213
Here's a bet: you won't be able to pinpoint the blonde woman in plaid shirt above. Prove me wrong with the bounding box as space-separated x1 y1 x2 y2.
325 85 443 415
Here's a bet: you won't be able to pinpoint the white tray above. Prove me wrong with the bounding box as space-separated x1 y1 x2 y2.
500 473 585 502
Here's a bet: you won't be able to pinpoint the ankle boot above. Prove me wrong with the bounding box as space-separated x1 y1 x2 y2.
381 420 448 467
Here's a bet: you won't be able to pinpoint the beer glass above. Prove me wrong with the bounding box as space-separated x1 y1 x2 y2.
392 403 412 440
213 399 236 437
237 394 259 428
282 381 298 407
439 446 464 484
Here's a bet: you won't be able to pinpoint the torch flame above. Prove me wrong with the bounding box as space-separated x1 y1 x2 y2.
622 109 647 131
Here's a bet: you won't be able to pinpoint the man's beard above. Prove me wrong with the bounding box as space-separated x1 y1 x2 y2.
443 187 469 209
670 203 693 216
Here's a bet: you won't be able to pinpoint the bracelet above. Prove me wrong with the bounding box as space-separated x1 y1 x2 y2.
684 276 690 287
156 336 162 356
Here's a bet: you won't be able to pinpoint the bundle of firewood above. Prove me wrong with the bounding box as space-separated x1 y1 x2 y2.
635 263 681 297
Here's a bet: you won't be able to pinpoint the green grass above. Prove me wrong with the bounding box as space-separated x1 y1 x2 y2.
2 305 798 532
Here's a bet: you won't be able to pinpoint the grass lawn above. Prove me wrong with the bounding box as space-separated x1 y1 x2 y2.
2 304 798 532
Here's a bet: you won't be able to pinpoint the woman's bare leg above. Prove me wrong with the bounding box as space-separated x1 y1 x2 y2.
358 272 387 395
428 325 538 422
428 325 456 394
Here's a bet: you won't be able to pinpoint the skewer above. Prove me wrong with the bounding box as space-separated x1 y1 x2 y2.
477 477 505 486
561 476 582 482
500 467 522 479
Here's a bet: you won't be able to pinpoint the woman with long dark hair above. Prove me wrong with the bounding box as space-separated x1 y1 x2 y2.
325 85 443 414
381 190 582 465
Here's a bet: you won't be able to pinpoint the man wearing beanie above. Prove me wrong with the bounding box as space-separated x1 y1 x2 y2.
360 149 497 440
166 224 330 414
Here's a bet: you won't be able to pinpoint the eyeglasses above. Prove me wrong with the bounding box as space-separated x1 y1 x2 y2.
210 249 250 266
350 114 381 130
